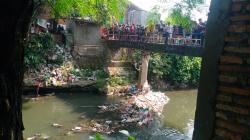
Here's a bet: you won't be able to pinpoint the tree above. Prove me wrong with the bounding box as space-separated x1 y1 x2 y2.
162 0 205 31
0 0 33 140
165 7 193 32
146 7 161 31
0 0 128 139
47 0 127 24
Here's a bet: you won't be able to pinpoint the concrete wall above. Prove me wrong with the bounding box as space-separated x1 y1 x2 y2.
71 20 105 68
193 0 250 139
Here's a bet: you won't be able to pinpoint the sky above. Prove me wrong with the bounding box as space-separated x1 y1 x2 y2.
129 0 211 22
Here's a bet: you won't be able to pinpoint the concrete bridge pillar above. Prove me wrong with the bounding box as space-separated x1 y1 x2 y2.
138 51 150 92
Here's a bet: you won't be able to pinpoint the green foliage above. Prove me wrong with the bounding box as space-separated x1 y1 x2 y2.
108 76 131 87
90 133 136 140
46 0 128 24
165 8 193 32
164 0 205 32
182 0 205 10
130 50 201 87
159 0 204 12
165 55 201 86
96 79 107 89
128 136 136 140
81 68 108 79
148 53 171 79
90 133 106 140
148 54 201 86
24 33 57 69
81 68 95 77
146 7 161 30
80 68 108 89
70 69 82 77
95 70 109 79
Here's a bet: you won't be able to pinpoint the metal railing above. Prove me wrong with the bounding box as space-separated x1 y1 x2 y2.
105 33 202 47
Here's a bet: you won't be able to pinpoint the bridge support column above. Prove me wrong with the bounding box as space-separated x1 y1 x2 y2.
138 51 150 92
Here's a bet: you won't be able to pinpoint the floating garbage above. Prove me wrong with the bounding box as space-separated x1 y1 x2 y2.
119 130 130 136
97 104 119 113
64 131 73 136
105 120 112 125
26 137 35 140
71 126 82 132
51 123 63 128
26 133 50 140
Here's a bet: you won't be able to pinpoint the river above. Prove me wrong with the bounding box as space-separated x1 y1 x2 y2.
22 89 197 140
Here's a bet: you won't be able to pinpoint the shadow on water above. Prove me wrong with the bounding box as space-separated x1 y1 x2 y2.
55 92 119 120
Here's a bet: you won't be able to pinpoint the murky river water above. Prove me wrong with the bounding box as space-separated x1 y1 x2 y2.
23 89 197 140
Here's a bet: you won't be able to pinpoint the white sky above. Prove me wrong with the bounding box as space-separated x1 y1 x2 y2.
129 0 211 22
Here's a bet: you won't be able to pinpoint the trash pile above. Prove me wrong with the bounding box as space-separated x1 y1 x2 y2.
73 102 154 134
97 103 153 127
24 45 97 87
36 62 81 86
120 104 153 126
107 84 169 116
133 91 169 116
106 84 144 96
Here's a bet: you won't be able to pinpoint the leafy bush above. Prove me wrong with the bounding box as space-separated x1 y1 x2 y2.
81 68 93 77
132 50 201 87
24 33 57 69
90 133 136 140
149 54 201 86
95 70 109 79
70 68 82 77
108 76 131 87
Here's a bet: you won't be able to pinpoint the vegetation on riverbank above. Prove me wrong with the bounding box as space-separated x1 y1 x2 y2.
149 54 201 88
131 50 201 90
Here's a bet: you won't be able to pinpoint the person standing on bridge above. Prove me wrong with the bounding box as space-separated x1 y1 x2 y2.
198 18 206 46
164 22 172 45
158 20 164 43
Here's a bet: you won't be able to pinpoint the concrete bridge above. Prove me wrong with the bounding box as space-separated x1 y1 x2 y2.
106 36 204 57
106 40 204 57
105 36 204 92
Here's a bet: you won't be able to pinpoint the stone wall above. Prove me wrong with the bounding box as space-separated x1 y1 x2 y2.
105 47 136 77
214 0 250 139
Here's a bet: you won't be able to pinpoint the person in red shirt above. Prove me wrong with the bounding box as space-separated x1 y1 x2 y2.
130 24 135 34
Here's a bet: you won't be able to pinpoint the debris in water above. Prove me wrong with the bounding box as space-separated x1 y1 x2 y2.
51 123 63 128
119 130 130 136
26 133 50 140
65 131 73 136
26 137 35 140
71 126 82 132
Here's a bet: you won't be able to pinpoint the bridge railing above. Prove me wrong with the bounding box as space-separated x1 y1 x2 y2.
106 34 202 47
168 38 202 46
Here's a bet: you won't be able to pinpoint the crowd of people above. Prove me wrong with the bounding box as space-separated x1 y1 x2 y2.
101 18 206 46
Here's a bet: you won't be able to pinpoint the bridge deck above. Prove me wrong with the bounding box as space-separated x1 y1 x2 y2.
106 39 204 57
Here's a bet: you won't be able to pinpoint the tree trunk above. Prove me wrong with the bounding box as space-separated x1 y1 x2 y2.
0 0 33 140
